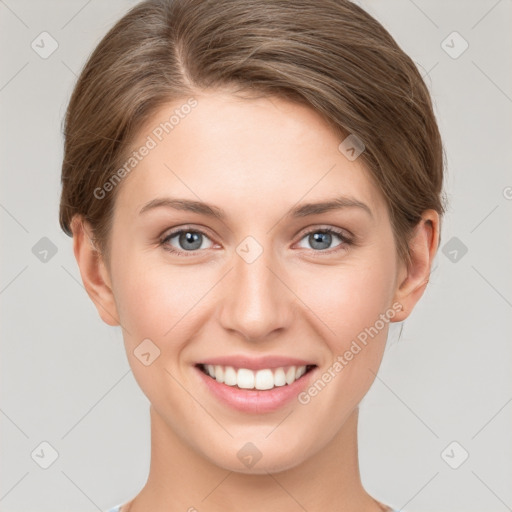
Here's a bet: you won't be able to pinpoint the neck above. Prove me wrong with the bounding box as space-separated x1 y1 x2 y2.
126 406 387 512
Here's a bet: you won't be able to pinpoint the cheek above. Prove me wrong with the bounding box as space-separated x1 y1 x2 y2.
296 257 396 348
111 258 204 400
289 260 396 432
111 253 213 347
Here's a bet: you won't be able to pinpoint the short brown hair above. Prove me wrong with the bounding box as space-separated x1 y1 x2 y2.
59 0 446 267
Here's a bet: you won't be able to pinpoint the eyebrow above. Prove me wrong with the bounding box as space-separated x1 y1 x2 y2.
139 195 373 220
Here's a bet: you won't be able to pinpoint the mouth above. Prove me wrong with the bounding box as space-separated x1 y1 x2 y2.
196 363 317 391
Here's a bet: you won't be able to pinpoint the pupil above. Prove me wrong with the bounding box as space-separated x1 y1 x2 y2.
181 231 202 250
311 232 331 250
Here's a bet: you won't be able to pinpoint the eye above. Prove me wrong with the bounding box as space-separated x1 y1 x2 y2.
296 227 352 253
160 227 214 256
159 225 353 257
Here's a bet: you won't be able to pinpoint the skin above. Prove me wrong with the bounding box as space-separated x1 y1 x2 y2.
71 89 439 512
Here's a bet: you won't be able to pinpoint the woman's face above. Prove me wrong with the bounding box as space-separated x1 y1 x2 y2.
102 90 407 473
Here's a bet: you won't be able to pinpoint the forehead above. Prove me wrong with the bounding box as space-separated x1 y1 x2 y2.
114 90 387 221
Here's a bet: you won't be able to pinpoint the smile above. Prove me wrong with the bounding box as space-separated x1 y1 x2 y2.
198 363 316 390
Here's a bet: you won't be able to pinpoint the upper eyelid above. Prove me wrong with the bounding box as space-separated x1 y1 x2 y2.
161 225 216 243
296 224 352 239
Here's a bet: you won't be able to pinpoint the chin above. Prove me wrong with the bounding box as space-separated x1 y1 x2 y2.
201 438 311 475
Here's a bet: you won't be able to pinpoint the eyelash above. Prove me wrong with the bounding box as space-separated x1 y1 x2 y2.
158 225 353 257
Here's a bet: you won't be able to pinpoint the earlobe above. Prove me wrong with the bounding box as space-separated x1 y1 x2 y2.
71 215 120 327
391 210 440 323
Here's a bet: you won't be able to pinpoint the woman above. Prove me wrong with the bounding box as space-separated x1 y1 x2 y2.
59 1 445 510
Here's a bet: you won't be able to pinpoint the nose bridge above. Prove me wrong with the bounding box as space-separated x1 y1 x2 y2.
219 237 291 340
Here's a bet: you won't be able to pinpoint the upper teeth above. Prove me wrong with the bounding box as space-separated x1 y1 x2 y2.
202 364 308 390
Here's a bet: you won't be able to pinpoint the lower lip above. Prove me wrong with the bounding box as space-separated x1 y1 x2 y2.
195 366 317 414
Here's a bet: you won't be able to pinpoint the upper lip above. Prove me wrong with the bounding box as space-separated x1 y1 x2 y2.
196 355 317 371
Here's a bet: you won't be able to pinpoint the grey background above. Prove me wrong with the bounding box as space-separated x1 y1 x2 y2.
1 1 511 511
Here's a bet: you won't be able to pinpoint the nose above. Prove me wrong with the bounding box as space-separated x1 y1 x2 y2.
218 242 294 342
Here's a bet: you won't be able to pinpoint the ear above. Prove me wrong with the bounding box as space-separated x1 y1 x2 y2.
391 209 440 322
70 215 120 326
